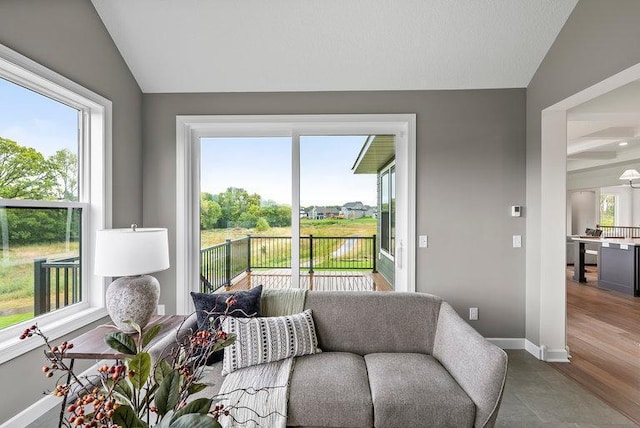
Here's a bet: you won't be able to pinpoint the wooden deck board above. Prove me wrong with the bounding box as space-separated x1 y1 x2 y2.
550 268 640 424
225 269 392 292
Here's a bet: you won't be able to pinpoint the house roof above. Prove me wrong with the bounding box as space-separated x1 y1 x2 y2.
343 202 365 210
352 135 395 174
91 0 578 93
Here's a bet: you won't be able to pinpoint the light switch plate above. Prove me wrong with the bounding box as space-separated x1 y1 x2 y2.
419 235 428 248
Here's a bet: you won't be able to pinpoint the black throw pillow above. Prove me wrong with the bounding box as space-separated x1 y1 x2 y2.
190 285 263 364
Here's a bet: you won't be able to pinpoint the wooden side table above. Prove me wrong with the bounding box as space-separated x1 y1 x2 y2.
51 315 186 427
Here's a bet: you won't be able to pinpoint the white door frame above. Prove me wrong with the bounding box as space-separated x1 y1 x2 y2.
176 114 417 315
537 63 640 361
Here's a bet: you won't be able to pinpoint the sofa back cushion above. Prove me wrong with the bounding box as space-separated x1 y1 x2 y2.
304 291 442 355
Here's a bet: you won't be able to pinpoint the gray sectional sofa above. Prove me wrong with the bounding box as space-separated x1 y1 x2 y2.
174 291 508 428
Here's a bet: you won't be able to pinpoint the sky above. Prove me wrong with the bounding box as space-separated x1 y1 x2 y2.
0 77 78 156
201 136 377 207
0 76 377 208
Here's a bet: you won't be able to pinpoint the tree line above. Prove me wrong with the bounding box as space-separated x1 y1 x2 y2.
1 137 80 245
201 187 291 231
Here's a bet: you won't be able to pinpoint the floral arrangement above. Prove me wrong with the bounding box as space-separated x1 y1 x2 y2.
22 297 241 428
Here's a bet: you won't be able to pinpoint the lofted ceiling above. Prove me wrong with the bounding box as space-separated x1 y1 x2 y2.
91 0 578 93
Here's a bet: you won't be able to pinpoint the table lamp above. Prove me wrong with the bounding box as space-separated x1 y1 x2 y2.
95 225 170 333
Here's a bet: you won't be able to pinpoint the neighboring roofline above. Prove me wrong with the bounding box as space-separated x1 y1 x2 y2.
351 135 375 172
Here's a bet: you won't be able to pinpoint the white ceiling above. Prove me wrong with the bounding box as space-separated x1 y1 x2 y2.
91 0 578 93
567 81 640 172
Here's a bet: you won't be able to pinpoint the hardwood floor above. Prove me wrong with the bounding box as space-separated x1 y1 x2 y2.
226 269 393 292
551 267 640 424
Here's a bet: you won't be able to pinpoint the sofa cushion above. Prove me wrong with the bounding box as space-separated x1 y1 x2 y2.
288 352 373 427
304 291 442 355
365 353 475 428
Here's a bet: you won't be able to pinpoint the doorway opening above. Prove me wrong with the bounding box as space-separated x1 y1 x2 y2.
540 64 640 422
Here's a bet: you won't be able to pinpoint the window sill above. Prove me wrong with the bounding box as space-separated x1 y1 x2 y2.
380 249 395 262
0 307 108 365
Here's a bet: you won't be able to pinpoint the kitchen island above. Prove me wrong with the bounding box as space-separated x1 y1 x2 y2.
572 237 640 296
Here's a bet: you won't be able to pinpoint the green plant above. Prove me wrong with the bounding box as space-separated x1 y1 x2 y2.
23 298 240 428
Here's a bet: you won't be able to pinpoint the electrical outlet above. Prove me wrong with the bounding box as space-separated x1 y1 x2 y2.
157 304 165 315
419 235 428 248
469 307 479 320
513 235 522 248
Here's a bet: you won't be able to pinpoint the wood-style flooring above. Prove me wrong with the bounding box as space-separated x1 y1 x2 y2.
551 267 640 425
226 269 393 292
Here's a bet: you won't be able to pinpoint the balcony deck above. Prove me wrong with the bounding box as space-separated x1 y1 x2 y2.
225 269 392 292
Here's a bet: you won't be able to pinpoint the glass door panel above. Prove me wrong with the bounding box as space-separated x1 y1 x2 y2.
199 137 292 291
299 136 377 291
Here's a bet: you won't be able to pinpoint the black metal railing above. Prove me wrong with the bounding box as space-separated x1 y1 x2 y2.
34 256 81 316
199 235 376 292
200 237 251 292
596 225 640 238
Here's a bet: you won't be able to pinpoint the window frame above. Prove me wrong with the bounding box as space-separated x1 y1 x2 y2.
379 160 396 261
0 43 111 363
176 114 417 314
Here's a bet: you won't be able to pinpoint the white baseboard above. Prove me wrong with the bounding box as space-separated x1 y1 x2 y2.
1 361 104 428
539 344 570 362
525 339 542 359
487 338 563 362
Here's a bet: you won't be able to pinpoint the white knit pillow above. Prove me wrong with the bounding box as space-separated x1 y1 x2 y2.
221 309 320 375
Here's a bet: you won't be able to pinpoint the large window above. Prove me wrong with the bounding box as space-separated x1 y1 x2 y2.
0 44 110 361
599 193 617 226
380 162 395 257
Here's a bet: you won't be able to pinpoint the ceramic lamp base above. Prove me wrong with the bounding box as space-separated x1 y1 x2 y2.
106 275 160 333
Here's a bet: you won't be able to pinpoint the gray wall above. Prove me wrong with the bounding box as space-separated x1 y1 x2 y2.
526 0 640 344
0 0 143 423
142 89 526 338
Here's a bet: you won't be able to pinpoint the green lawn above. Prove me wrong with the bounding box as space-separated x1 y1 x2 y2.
201 217 376 247
0 242 78 329
0 312 33 330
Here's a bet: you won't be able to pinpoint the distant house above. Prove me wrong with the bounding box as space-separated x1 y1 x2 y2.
364 206 376 218
340 201 367 219
300 209 308 218
310 206 340 219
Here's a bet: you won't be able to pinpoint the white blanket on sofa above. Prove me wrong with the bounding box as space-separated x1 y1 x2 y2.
218 289 306 428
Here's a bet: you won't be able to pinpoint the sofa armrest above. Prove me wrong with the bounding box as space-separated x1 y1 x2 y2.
432 302 507 428
147 313 198 364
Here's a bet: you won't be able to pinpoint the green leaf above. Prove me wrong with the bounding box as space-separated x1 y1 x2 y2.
154 359 173 385
112 404 148 428
156 370 182 416
142 324 162 348
170 414 218 428
210 333 236 352
105 331 137 355
155 411 175 428
187 382 207 395
128 352 151 390
113 379 133 402
125 320 143 337
171 398 212 422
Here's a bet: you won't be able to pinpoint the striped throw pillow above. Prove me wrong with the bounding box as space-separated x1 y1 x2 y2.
221 309 320 375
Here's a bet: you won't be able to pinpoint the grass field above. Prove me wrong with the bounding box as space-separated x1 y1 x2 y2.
0 242 78 329
201 217 376 247
0 218 377 330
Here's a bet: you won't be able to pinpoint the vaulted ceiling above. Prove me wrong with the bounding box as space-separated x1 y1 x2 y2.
91 0 578 93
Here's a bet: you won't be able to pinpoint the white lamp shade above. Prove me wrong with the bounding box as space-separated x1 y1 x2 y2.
619 169 640 181
95 228 170 277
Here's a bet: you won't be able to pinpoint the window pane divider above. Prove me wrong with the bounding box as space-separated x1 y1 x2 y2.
0 199 87 209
